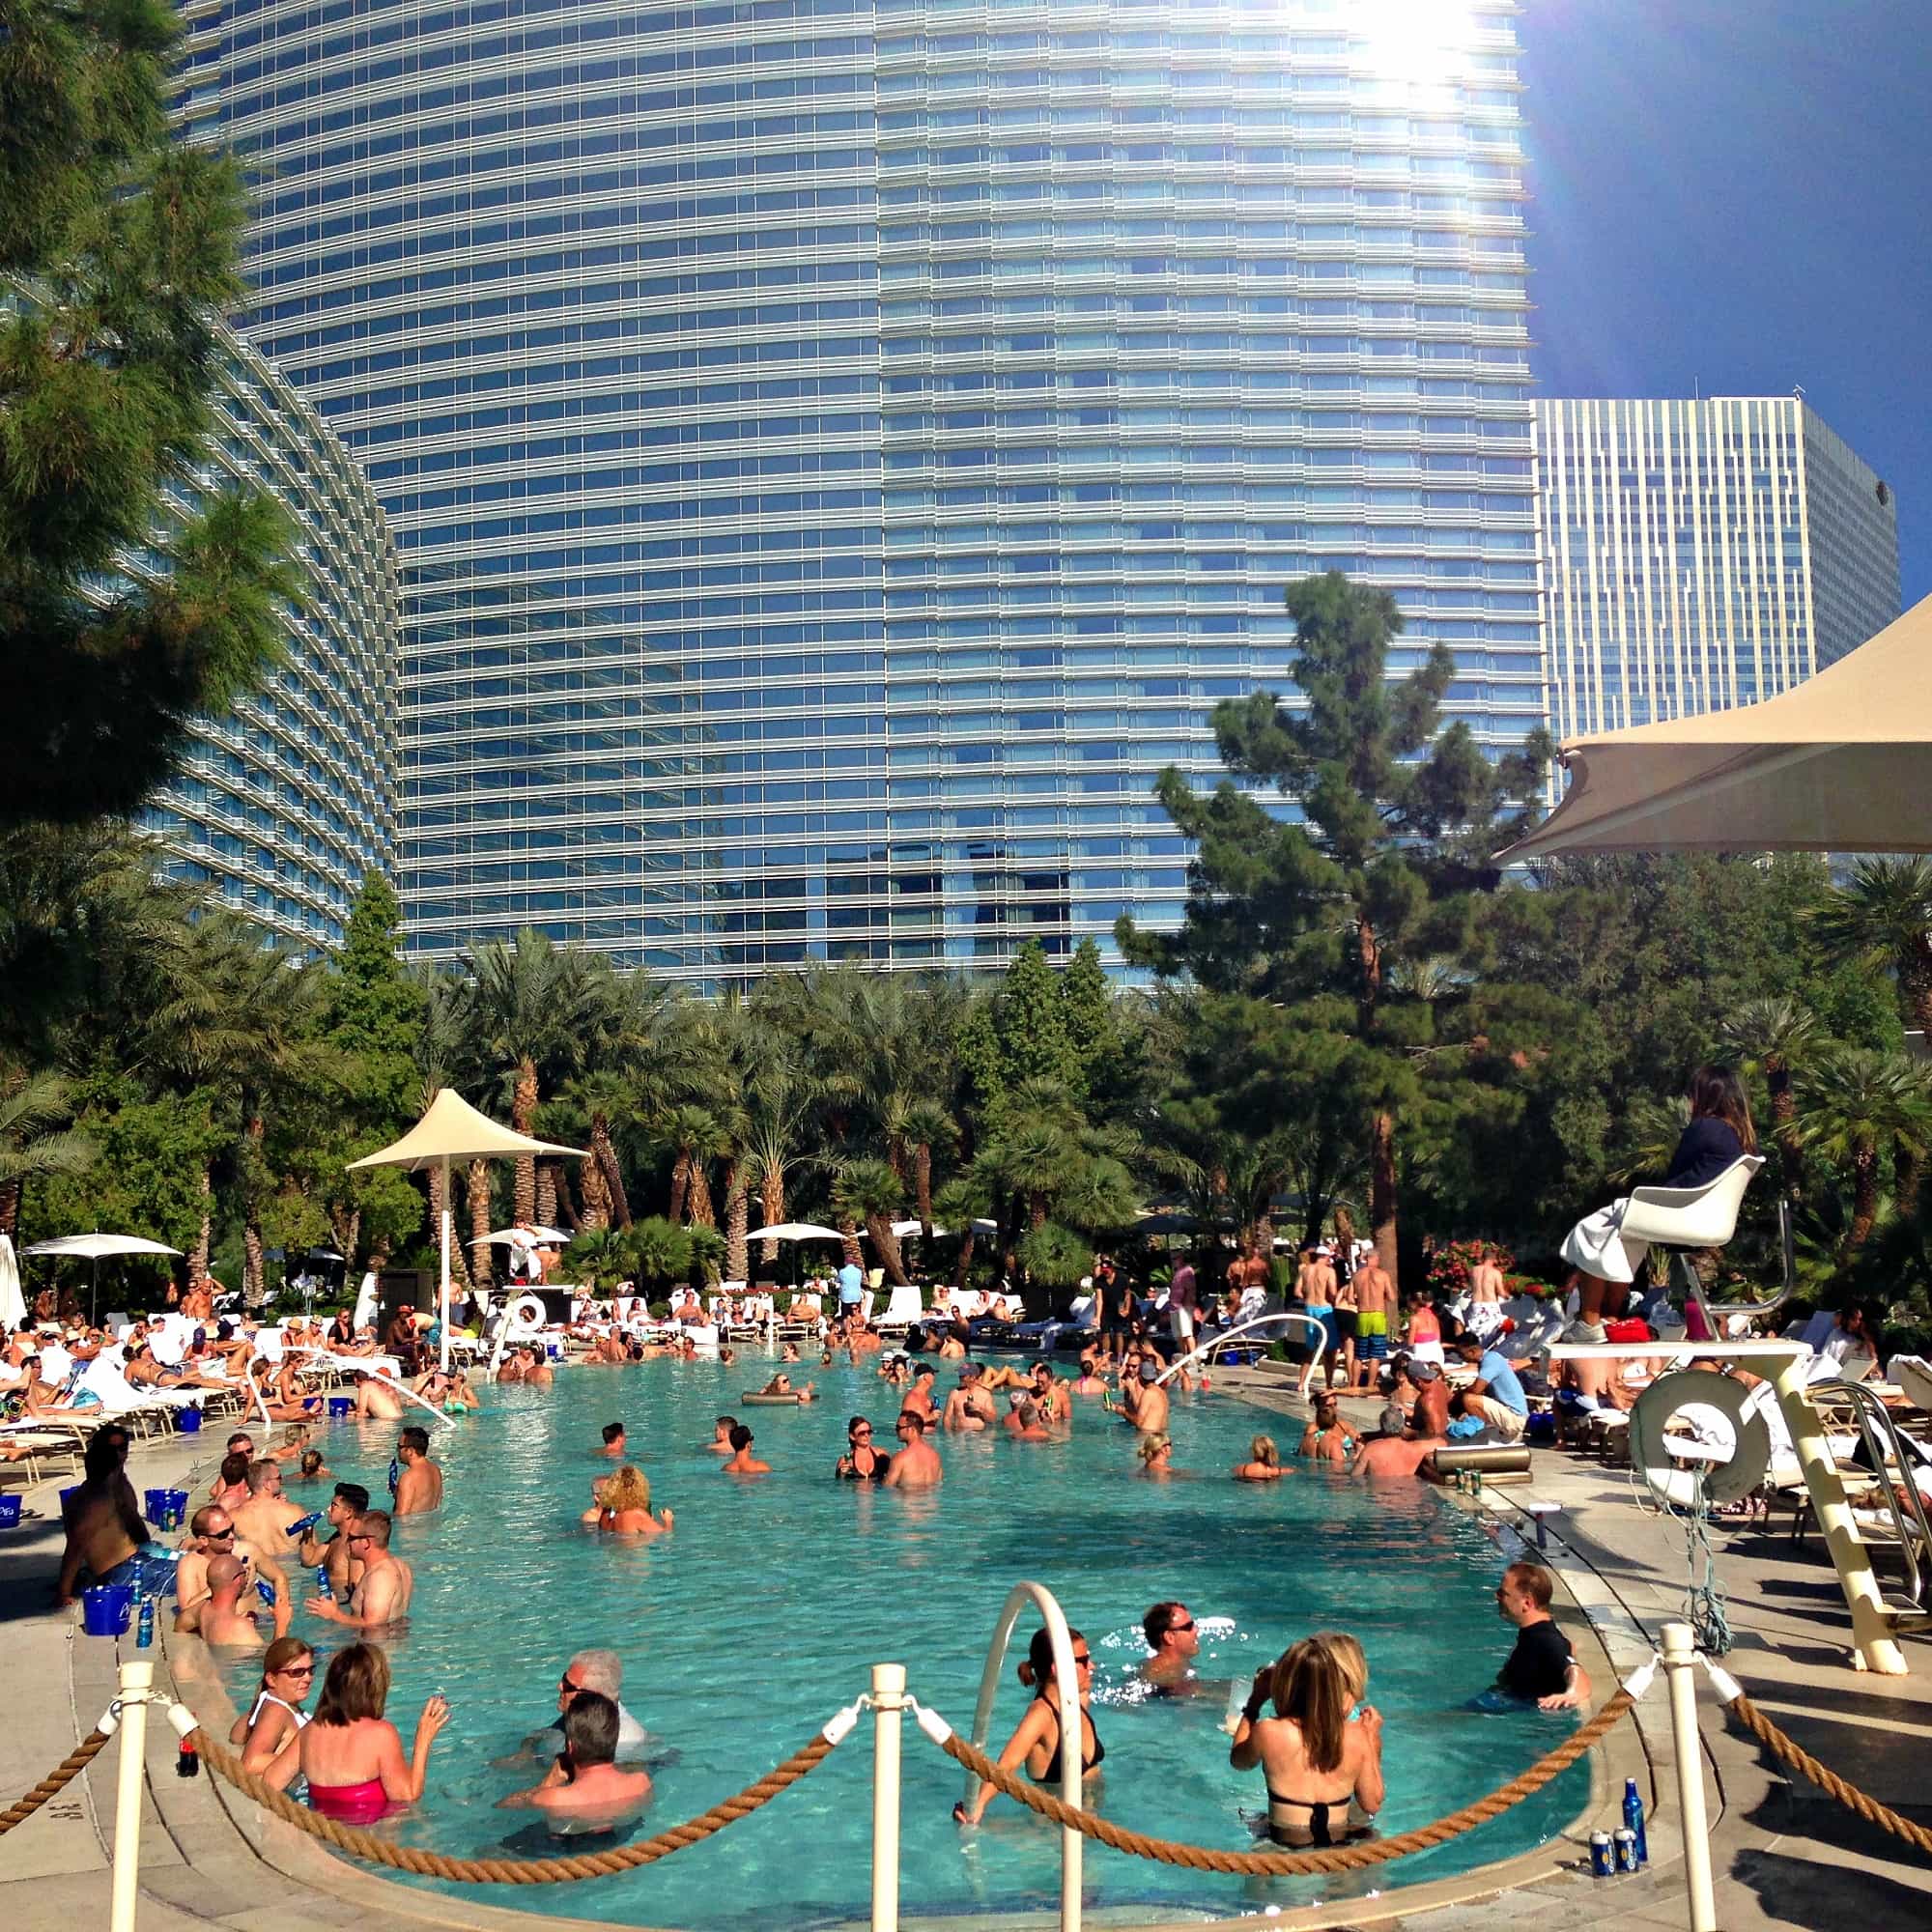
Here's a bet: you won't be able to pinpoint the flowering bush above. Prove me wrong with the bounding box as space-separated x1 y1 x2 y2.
1424 1238 1513 1299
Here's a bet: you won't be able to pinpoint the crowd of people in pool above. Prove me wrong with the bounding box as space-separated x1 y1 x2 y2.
49 1287 1598 1855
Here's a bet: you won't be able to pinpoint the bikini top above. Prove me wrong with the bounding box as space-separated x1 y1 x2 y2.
248 1689 310 1730
1034 1695 1105 1783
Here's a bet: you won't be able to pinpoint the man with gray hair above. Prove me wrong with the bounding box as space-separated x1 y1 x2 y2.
526 1649 649 1761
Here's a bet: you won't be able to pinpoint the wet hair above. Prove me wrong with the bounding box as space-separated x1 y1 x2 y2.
601 1464 652 1513
333 1481 370 1513
218 1452 251 1488
398 1426 430 1456
728 1425 753 1451
1687 1064 1758 1153
1018 1625 1088 1690
354 1508 393 1548
260 1636 314 1685
314 1642 390 1726
1143 1601 1185 1651
602 1422 626 1444
1502 1561 1554 1610
897 1408 925 1435
1269 1637 1353 1776
299 1449 325 1476
1137 1431 1172 1463
1249 1435 1280 1467
560 1690 620 1769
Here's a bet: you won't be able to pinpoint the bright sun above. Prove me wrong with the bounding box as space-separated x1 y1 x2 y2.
1350 0 1485 88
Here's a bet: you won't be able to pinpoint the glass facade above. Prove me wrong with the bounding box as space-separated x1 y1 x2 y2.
1535 396 1900 752
178 0 1540 982
139 326 402 950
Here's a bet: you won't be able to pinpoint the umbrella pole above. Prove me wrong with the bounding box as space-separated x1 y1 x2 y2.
439 1155 452 1374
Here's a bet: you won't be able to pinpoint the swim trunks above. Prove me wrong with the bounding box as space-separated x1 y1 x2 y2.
1355 1310 1389 1360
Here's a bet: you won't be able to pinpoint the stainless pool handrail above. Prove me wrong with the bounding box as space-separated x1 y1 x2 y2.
1156 1310 1331 1397
965 1580 1084 1932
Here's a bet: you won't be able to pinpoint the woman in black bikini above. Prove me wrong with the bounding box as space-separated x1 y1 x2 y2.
1230 1633 1382 1847
834 1415 891 1481
953 1626 1104 1825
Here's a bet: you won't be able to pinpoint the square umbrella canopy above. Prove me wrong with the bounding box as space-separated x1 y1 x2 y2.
22 1233 182 1325
1496 591 1932 861
348 1089 585 1370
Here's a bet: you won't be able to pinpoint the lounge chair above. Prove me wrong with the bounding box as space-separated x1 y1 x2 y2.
873 1284 924 1334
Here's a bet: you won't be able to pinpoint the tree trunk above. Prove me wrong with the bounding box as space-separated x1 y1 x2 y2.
1845 1142 1880 1254
687 1157 715 1230
0 1176 17 1239
512 1058 539 1223
953 1226 978 1291
668 1153 691 1225
190 1166 213 1285
1370 1111 1399 1284
1894 1142 1922 1226
724 1161 751 1284
1767 1060 1804 1198
579 1137 611 1231
760 1163 785 1267
867 1213 908 1286
597 1120 633 1230
915 1143 933 1239
554 1160 578 1231
469 1158 495 1291
535 1157 558 1229
242 1113 267 1303
838 1218 862 1267
242 1225 265 1305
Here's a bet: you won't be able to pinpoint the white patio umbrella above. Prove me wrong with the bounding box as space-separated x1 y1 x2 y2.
347 1090 585 1371
1498 591 1932 861
753 1222 844 1242
469 1225 572 1246
0 1234 24 1332
22 1232 182 1324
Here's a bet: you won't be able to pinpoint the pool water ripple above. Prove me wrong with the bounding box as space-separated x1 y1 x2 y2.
231 1359 1591 1927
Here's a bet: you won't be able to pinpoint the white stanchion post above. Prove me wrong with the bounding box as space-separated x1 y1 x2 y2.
108 1658 153 1932
869 1662 905 1932
1660 1622 1718 1932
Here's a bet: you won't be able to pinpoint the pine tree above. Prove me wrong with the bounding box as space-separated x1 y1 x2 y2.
995 940 1077 1091
1121 572 1549 1282
1 0 298 825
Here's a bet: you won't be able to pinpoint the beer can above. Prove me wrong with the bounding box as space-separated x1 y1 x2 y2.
1588 1831 1614 1878
1613 1828 1638 1874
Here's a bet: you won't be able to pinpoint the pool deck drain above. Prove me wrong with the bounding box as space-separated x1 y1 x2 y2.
2 1364 1928 1931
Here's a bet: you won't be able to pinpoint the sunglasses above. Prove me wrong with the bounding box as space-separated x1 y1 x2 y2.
1072 1654 1094 1667
559 1675 583 1694
852 1429 872 1438
278 1664 316 1679
207 1527 236 1541
348 1533 371 1546
1170 1617 1197 1634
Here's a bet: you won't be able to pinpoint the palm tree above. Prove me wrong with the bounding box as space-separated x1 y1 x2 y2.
1809 857 1932 1037
0 1067 93 1238
404 967 475 1286
833 1155 908 1286
933 1174 991 1291
466 929 605 1222
1797 1048 1932 1256
888 1094 957 1239
1719 996 1818 1200
661 1103 730 1228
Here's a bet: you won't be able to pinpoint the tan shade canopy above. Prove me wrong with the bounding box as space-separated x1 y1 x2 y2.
1497 592 1932 862
347 1087 585 1173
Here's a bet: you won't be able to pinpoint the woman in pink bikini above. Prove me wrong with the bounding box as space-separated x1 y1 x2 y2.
268 1641 448 1821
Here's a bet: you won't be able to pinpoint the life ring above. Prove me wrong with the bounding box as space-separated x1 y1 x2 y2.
509 1293 546 1330
741 1390 807 1406
1630 1370 1769 1508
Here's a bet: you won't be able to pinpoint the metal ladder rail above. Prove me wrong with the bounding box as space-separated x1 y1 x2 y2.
1815 1378 1932 1617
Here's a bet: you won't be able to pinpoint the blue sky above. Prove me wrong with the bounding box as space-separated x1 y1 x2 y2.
1519 0 1930 609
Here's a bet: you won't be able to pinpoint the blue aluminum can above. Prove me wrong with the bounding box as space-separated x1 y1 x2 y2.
1589 1831 1614 1878
1613 1828 1639 1874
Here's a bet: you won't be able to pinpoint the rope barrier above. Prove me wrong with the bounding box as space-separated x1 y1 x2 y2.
1700 1663 1932 1861
917 1687 1637 1876
185 1711 849 1884
0 1729 113 1834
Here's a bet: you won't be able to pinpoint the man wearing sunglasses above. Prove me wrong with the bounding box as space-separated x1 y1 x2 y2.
303 1509 412 1630
509 1649 651 1771
1140 1600 1203 1690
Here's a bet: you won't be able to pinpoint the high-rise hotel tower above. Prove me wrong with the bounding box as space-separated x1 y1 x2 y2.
1535 396 1900 747
178 0 1541 980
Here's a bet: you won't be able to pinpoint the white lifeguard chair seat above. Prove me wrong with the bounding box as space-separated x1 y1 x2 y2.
1617 1155 1764 1251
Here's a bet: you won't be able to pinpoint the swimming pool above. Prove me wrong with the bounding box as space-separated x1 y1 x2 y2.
235 1360 1593 1928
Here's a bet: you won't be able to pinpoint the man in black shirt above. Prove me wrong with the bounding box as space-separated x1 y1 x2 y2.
1495 1562 1593 1710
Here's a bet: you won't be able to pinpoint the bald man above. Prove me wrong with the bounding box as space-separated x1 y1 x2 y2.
199 1553 291 1648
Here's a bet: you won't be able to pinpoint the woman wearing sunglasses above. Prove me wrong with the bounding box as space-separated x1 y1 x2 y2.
953 1626 1104 1826
231 1636 316 1776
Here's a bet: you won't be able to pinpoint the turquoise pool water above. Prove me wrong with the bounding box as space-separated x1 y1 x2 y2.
233 1360 1592 1927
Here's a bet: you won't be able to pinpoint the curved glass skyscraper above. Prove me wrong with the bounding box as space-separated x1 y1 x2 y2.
142 325 401 950
179 0 1538 981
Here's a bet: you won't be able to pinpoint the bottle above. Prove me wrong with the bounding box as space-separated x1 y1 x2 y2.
256 1577 277 1609
176 1738 199 1779
288 1510 323 1539
314 1565 333 1601
387 1457 400 1497
135 1585 155 1651
1622 1776 1648 1863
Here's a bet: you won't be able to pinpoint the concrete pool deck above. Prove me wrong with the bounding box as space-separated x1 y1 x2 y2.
1 1370 1928 1932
